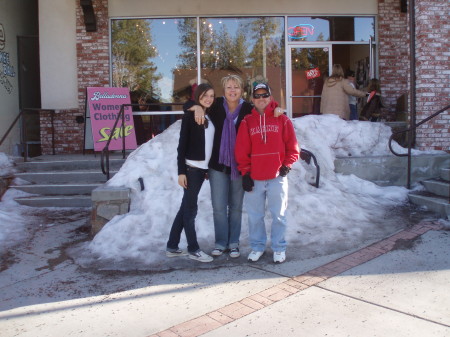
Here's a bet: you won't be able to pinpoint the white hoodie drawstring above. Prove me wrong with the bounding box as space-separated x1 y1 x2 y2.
259 114 267 144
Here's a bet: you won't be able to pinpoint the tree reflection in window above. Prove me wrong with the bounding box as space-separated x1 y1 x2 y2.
111 19 160 97
196 17 285 102
111 17 286 106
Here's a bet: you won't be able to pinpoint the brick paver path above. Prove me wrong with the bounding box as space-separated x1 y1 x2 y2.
149 221 444 337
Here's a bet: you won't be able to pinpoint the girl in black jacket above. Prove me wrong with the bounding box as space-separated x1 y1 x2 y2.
166 83 215 263
360 78 384 122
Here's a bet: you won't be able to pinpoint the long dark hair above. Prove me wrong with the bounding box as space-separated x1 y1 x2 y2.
194 83 214 111
367 78 381 93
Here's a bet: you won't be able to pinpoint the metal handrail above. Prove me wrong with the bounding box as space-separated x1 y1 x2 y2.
388 103 450 188
100 104 126 180
300 149 320 188
0 111 23 148
100 102 183 180
0 108 55 162
99 103 322 186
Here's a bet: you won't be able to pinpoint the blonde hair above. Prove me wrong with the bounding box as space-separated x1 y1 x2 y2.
221 74 243 90
330 64 345 80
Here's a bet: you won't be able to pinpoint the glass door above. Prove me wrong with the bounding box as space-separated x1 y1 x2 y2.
287 45 331 118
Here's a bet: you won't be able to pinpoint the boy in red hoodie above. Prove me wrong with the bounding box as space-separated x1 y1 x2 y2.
235 83 299 263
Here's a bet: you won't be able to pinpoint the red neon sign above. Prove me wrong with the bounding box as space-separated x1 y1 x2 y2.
288 24 315 40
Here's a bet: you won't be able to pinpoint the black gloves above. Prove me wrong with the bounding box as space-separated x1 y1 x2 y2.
242 173 254 192
279 165 291 177
243 168 289 191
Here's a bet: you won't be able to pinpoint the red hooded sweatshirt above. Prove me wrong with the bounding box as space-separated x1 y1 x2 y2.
235 100 300 180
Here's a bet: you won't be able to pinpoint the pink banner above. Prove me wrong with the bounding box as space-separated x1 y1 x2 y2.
87 87 137 151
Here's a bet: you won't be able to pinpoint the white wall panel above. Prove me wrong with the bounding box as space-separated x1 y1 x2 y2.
109 0 378 17
39 0 78 109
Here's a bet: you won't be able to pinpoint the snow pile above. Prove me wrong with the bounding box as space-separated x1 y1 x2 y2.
0 153 15 177
85 115 415 264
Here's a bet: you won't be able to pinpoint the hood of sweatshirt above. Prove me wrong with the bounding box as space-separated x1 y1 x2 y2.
251 100 279 144
325 77 342 87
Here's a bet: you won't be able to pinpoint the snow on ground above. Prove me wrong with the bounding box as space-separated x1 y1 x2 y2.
0 190 34 253
0 115 445 265
0 152 15 177
78 115 429 265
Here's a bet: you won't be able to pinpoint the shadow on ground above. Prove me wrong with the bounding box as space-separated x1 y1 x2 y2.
0 203 445 313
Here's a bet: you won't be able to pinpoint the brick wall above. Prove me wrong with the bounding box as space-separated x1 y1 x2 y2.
414 1 450 151
378 0 449 151
76 0 110 109
40 109 85 154
378 0 410 112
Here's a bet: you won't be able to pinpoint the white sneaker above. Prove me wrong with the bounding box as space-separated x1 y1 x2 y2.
211 248 224 256
166 249 188 258
248 251 264 262
273 251 286 263
229 248 240 258
189 250 213 263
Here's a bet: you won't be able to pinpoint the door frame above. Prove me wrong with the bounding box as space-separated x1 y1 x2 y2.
286 43 332 118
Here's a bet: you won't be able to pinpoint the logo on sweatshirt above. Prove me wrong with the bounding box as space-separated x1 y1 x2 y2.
249 125 279 136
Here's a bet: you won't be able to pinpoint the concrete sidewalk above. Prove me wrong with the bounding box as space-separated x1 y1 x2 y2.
0 209 449 337
170 223 450 337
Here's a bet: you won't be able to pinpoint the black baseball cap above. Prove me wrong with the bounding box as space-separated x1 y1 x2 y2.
253 83 271 95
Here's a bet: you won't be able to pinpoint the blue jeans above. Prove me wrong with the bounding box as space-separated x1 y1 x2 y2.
167 166 207 253
244 176 288 253
349 104 358 120
208 168 244 250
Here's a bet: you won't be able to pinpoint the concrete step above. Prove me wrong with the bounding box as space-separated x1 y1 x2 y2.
11 183 100 195
10 154 127 208
16 158 126 172
422 179 450 198
334 153 450 187
14 171 116 184
14 195 92 208
440 168 450 181
408 193 450 219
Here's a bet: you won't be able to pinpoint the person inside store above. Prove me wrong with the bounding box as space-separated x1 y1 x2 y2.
166 83 216 263
235 83 299 264
360 78 385 122
320 64 366 120
189 74 284 259
345 70 359 120
130 90 149 145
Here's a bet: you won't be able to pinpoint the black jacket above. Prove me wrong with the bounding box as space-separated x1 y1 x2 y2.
360 93 383 121
208 97 253 174
177 101 212 175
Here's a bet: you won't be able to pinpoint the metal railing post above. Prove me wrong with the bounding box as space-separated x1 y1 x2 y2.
388 104 450 188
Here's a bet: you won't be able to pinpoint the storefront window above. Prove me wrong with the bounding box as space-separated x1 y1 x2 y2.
110 15 374 123
111 18 198 142
111 18 197 105
354 17 375 41
287 17 374 42
199 17 285 104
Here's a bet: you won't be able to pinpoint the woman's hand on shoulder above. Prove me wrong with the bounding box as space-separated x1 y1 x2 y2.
178 174 187 188
274 107 285 117
187 105 205 125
